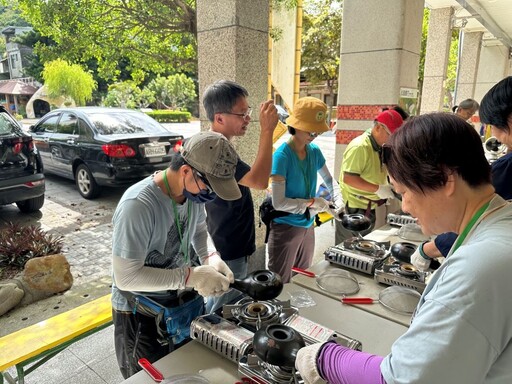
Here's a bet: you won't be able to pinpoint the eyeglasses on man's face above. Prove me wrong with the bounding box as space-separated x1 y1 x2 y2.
308 132 320 138
222 107 252 120
194 170 213 194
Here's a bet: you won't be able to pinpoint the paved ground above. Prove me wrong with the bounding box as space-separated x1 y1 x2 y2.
0 120 337 383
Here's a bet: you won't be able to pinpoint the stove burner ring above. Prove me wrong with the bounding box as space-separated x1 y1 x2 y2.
235 301 282 326
262 362 295 382
354 240 381 253
243 302 270 317
397 263 419 277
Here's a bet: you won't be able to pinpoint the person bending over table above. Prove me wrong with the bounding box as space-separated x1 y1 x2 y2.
411 76 512 271
296 113 512 384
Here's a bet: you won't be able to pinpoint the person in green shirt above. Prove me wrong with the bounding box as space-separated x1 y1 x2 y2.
335 110 403 244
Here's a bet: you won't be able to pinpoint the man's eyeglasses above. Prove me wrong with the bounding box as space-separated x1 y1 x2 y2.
222 107 252 120
194 170 213 194
308 132 320 138
381 144 392 165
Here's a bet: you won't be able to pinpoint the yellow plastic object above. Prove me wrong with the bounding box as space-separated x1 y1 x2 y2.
316 211 334 226
0 294 112 372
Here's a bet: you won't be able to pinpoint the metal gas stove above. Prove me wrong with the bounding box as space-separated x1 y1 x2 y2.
374 258 429 293
190 295 362 383
386 213 417 227
324 237 390 275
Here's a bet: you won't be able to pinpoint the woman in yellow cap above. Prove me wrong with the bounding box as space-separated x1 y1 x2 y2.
267 97 344 283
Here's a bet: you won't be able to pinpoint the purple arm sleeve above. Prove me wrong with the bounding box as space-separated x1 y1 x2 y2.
317 343 387 384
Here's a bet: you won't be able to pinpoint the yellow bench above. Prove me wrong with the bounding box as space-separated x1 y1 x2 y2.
0 294 113 384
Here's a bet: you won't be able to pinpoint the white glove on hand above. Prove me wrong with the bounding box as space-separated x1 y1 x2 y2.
411 243 432 271
327 205 343 221
375 184 395 199
308 197 331 216
295 343 327 384
328 195 344 221
185 266 231 297
205 253 235 283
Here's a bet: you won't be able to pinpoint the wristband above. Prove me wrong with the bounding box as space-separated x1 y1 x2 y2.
418 241 431 260
185 267 192 285
307 198 315 207
202 251 219 262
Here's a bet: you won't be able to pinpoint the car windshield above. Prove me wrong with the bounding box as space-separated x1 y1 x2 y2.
87 111 166 135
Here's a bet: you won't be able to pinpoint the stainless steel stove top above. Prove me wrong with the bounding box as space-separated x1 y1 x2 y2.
325 237 390 274
190 296 362 383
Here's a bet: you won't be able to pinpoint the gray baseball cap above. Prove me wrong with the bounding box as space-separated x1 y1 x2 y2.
181 131 241 201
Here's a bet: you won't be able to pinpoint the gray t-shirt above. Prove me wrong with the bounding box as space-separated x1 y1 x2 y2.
111 175 206 311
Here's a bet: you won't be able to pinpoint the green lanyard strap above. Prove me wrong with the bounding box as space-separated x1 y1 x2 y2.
451 201 490 255
162 170 191 264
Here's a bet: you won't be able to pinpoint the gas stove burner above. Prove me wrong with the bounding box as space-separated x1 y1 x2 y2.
239 354 302 384
396 263 419 277
354 239 384 254
223 297 286 331
263 361 298 383
236 300 282 328
191 293 363 384
374 259 429 293
343 237 388 257
326 238 390 274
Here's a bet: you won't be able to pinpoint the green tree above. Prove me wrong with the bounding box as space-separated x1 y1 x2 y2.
0 4 30 56
146 74 196 110
301 0 342 122
13 0 197 82
103 81 155 109
42 59 97 105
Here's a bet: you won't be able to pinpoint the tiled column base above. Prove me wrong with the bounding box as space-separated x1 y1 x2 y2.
336 104 393 144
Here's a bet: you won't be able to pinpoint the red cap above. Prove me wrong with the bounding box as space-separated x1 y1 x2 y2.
375 110 403 133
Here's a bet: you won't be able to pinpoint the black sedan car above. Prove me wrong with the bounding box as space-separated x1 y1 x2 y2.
0 106 45 212
29 107 183 199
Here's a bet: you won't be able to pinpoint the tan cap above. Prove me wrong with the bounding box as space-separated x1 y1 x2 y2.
286 97 330 133
181 131 241 201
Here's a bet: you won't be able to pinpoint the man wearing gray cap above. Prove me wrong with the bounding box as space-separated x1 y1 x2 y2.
110 131 240 378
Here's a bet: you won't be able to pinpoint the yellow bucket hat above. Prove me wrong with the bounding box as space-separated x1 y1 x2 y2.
286 97 330 133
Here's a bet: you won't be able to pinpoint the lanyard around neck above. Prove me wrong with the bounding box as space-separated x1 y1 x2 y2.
162 170 191 264
451 201 490 255
289 141 312 198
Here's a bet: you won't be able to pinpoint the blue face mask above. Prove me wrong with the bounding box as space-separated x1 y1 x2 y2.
183 188 217 204
183 171 217 204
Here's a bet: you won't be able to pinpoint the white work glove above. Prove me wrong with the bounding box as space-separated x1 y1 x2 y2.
295 343 327 384
185 266 231 297
204 253 234 283
327 195 344 221
375 184 395 199
411 242 432 272
308 197 331 216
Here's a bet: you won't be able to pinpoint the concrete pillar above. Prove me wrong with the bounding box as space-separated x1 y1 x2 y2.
420 7 454 114
196 0 270 271
334 0 424 179
454 31 483 104
474 43 510 102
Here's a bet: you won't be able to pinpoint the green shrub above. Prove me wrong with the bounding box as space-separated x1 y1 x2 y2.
145 110 191 123
0 222 64 279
